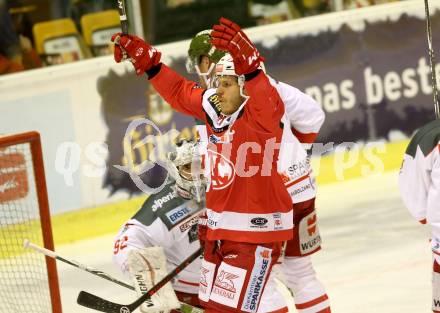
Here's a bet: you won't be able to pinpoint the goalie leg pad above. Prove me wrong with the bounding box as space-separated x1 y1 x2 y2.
128 247 180 313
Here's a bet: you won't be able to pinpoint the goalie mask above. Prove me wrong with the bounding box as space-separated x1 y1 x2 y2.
186 30 226 87
167 140 206 202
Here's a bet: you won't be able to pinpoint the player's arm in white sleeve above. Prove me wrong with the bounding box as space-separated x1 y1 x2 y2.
112 219 173 278
399 153 429 224
427 149 440 256
271 78 325 145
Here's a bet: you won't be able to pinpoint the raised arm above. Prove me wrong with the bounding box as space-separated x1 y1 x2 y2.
148 64 206 121
111 33 205 121
211 17 284 132
243 71 285 133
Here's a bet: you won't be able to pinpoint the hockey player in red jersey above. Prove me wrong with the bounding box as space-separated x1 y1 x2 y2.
187 29 331 313
112 17 293 313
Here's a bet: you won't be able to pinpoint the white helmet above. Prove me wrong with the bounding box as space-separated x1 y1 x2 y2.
214 53 266 95
166 140 206 202
214 53 245 96
215 54 243 78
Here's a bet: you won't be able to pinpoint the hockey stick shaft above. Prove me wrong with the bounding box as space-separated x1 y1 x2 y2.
24 240 203 313
424 0 440 119
77 247 203 313
24 239 134 290
117 0 129 35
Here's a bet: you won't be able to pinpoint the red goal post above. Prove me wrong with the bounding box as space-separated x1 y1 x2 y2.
0 131 62 313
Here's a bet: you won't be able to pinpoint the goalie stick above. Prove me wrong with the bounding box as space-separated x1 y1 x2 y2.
77 247 203 313
23 240 203 313
23 239 133 290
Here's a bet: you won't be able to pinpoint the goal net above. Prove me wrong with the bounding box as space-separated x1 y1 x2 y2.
0 132 62 313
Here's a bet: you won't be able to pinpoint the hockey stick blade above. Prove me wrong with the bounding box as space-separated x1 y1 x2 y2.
77 291 124 313
77 247 203 313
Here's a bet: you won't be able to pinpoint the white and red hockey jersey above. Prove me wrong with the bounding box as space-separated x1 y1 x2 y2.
270 77 324 204
270 77 324 146
399 119 440 237
150 65 293 243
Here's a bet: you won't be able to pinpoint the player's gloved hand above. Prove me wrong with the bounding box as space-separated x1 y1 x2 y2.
111 33 161 76
198 211 208 249
211 17 264 75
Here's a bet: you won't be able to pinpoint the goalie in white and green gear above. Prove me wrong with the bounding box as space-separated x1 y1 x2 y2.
186 30 226 88
112 140 206 312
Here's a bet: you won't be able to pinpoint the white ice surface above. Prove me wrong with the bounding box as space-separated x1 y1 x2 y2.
57 171 432 313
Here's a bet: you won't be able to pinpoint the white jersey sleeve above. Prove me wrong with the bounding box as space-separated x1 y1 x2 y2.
270 77 325 145
399 120 440 225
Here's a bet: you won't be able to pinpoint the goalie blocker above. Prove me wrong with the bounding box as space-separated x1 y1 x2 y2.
128 247 180 313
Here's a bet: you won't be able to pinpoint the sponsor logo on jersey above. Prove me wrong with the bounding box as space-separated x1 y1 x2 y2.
299 211 321 254
179 215 199 233
207 210 219 228
289 179 313 197
273 213 283 230
307 214 317 236
208 94 222 113
207 218 217 228
281 158 311 183
242 247 271 312
152 191 176 212
212 270 238 299
300 236 322 252
250 217 268 228
166 206 191 224
209 130 235 144
207 150 235 190
0 153 29 203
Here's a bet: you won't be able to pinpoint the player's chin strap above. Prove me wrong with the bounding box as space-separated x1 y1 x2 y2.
424 0 440 119
195 63 216 88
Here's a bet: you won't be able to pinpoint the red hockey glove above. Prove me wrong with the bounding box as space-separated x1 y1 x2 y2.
211 17 264 75
111 33 161 76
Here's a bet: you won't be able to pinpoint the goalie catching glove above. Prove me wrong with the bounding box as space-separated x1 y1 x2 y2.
127 247 180 313
111 33 161 76
211 17 264 75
